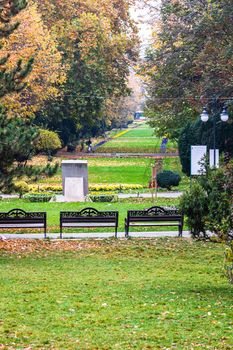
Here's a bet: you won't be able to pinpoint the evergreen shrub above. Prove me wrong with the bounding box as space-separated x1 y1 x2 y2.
157 170 181 190
180 163 233 241
179 182 208 238
24 193 55 202
87 195 118 203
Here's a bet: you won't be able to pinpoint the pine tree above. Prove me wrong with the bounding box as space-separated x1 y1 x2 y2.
0 1 57 192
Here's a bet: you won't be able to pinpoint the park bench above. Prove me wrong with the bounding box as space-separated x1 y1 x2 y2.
125 206 183 238
0 208 47 238
60 207 119 238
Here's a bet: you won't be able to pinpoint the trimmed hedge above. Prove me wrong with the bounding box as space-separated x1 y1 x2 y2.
86 195 118 202
157 170 181 190
24 193 55 202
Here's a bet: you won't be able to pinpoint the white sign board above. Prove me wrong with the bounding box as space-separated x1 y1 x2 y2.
209 149 219 169
191 145 207 175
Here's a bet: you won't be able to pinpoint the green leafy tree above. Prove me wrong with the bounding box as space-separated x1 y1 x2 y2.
35 7 138 145
36 129 62 158
0 2 58 192
178 114 233 176
141 0 233 138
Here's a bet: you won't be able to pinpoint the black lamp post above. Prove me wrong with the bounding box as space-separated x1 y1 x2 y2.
200 106 229 167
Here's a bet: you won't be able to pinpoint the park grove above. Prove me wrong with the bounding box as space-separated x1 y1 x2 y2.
0 1 233 350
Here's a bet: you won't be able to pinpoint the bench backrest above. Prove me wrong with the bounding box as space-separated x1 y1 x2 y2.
127 206 183 222
0 208 46 224
60 207 119 224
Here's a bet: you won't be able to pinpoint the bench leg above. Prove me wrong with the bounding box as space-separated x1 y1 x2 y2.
44 225 47 239
60 226 62 239
115 226 118 239
125 224 129 238
178 224 183 237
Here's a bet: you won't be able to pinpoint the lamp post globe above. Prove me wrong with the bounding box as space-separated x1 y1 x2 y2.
220 108 229 122
200 108 209 122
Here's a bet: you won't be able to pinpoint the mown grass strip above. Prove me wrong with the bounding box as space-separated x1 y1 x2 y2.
0 239 232 350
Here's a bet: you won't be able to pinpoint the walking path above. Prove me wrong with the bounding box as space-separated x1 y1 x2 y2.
1 231 191 240
56 151 178 158
0 192 183 200
118 192 182 199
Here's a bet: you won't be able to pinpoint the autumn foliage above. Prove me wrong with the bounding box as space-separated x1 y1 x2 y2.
0 0 138 126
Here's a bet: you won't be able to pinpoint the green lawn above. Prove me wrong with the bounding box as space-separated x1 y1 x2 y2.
1 239 232 349
0 198 181 233
98 124 177 153
36 156 189 190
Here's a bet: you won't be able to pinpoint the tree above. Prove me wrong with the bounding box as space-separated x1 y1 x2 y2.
141 0 233 139
0 1 58 191
1 1 66 116
34 1 138 145
0 0 33 97
0 105 37 190
178 114 233 176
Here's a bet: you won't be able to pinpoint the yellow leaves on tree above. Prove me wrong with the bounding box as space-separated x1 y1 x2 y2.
0 1 67 117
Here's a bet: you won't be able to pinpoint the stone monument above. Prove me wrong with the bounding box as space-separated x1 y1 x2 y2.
60 160 88 202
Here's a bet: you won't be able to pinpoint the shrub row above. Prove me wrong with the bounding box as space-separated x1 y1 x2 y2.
89 184 143 191
28 183 144 192
86 195 118 202
24 193 55 202
29 184 62 192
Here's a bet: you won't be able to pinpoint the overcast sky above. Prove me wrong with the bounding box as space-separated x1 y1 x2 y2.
130 1 160 55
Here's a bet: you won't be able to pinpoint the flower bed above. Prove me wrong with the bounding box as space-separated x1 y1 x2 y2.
29 183 144 193
112 130 130 139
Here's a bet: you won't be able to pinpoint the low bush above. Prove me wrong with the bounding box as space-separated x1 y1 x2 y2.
29 184 62 192
86 195 118 202
35 129 62 157
89 184 143 191
157 170 181 190
28 183 143 193
24 193 55 202
14 181 29 198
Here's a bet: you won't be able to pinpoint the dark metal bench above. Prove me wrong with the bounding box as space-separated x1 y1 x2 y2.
60 207 119 238
0 208 47 238
125 206 184 238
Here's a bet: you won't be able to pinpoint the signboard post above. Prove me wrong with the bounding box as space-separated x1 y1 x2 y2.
209 149 219 169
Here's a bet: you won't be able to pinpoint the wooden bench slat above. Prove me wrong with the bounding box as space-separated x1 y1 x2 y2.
0 223 45 228
127 223 181 226
62 223 116 227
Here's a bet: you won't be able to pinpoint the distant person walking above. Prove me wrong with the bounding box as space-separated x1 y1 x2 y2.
160 135 168 153
86 139 93 153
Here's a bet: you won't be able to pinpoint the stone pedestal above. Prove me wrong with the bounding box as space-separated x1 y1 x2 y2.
61 160 88 201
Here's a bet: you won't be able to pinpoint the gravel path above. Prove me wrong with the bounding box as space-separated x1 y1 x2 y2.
1 231 190 240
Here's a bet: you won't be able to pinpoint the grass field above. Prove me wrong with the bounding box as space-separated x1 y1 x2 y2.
0 198 181 233
97 123 177 153
1 238 232 349
29 156 189 191
25 122 188 191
